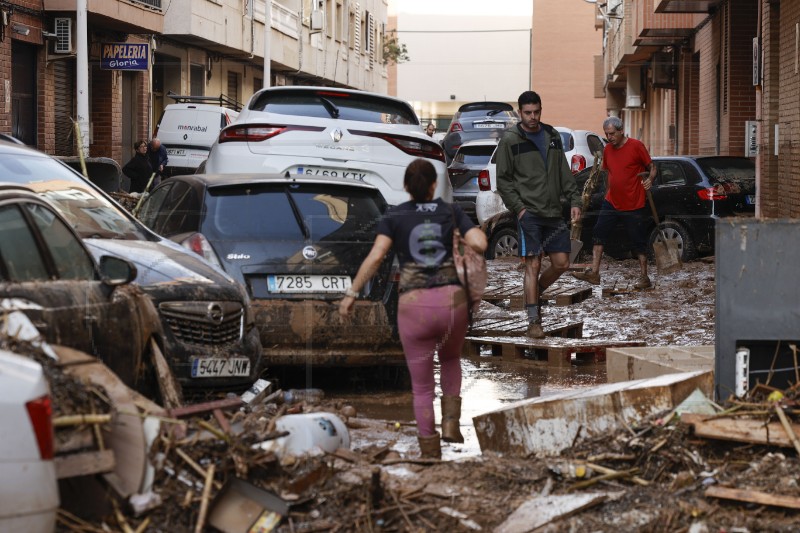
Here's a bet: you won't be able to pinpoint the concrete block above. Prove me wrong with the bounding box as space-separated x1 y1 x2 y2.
606 345 714 383
473 370 713 457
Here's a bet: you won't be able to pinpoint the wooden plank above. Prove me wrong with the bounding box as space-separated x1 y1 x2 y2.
681 413 800 448
554 287 593 306
56 449 115 479
472 318 583 339
495 493 608 533
705 486 800 510
169 397 244 419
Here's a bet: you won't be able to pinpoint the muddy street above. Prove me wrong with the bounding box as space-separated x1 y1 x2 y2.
276 256 716 458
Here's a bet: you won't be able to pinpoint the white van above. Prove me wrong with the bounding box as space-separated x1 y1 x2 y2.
154 93 240 177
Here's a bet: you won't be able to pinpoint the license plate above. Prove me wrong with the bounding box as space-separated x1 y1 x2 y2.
268 274 351 293
167 148 186 156
473 123 504 129
191 357 250 378
746 195 755 205
295 166 367 181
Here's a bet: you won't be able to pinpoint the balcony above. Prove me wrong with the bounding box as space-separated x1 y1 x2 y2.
44 0 163 34
633 0 706 47
654 0 721 13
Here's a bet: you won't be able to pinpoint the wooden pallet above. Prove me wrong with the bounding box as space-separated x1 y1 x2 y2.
463 336 646 366
482 286 593 309
470 316 583 339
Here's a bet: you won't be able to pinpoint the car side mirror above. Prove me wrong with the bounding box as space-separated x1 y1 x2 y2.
98 255 137 286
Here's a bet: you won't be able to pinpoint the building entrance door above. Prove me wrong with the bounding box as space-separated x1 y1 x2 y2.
12 42 37 146
121 72 138 163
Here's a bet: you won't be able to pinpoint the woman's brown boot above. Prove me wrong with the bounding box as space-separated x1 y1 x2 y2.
417 432 441 459
441 395 465 443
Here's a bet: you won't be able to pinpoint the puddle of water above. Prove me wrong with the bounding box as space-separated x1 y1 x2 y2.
329 357 606 458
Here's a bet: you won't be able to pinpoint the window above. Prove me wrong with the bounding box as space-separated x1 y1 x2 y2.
656 161 686 186
348 8 357 50
249 89 418 124
190 64 205 95
204 183 384 243
336 0 345 42
26 203 95 280
454 146 495 166
0 204 49 282
326 0 334 38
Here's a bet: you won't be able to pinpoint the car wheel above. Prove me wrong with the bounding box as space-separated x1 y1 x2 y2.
648 221 696 262
488 227 519 259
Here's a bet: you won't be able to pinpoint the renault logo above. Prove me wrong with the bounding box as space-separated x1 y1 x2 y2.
330 128 343 143
207 303 225 324
302 246 318 260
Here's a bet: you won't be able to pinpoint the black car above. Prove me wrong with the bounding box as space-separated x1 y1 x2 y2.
137 174 405 368
0 185 162 389
442 102 518 163
447 139 498 223
482 155 756 261
0 141 263 391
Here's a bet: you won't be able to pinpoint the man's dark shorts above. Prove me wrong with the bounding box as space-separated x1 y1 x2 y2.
517 212 570 256
592 200 649 255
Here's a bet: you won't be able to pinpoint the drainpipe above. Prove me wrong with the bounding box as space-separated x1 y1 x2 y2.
754 0 762 219
76 0 89 157
264 0 271 88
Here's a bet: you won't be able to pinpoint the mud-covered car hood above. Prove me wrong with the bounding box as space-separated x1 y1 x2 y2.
84 238 246 300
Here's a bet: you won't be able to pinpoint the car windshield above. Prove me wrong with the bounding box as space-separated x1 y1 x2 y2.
0 155 145 240
248 89 418 125
203 183 385 243
695 157 755 185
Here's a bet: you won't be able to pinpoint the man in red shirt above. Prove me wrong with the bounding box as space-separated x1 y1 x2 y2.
572 116 656 289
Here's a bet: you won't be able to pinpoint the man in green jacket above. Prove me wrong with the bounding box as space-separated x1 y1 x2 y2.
496 91 582 338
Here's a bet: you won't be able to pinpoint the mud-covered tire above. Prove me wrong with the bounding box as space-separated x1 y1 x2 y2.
648 221 695 262
488 227 519 259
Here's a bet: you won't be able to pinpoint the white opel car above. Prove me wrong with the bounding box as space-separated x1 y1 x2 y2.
203 86 451 206
0 349 58 532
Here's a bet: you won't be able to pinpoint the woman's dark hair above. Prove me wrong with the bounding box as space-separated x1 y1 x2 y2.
133 140 147 150
404 158 437 202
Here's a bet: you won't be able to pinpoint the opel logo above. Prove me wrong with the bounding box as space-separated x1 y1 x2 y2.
330 128 343 143
207 303 224 324
302 246 318 260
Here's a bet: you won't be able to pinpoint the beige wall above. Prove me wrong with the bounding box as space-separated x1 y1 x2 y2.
531 0 606 132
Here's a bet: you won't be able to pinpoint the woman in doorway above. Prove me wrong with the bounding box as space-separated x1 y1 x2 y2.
339 159 487 458
122 140 154 193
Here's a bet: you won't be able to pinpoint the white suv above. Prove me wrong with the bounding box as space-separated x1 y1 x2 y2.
203 86 451 206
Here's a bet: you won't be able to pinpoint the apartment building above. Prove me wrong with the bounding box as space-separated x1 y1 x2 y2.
594 0 798 216
0 0 388 163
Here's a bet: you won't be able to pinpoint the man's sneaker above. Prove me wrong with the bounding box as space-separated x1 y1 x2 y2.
527 321 545 339
634 275 652 290
572 268 601 285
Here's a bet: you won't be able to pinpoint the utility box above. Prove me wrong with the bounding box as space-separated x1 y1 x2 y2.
716 219 800 400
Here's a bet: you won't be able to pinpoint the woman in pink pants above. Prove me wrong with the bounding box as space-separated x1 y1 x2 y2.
340 159 487 458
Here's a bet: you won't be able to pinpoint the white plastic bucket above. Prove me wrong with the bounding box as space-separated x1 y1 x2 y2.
256 413 350 457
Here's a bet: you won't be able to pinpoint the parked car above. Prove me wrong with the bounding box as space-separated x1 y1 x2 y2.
442 102 519 162
137 173 405 368
154 92 241 177
0 141 263 391
555 127 606 174
203 86 450 207
482 156 756 261
447 139 498 223
573 155 756 261
0 349 57 532
0 185 164 390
